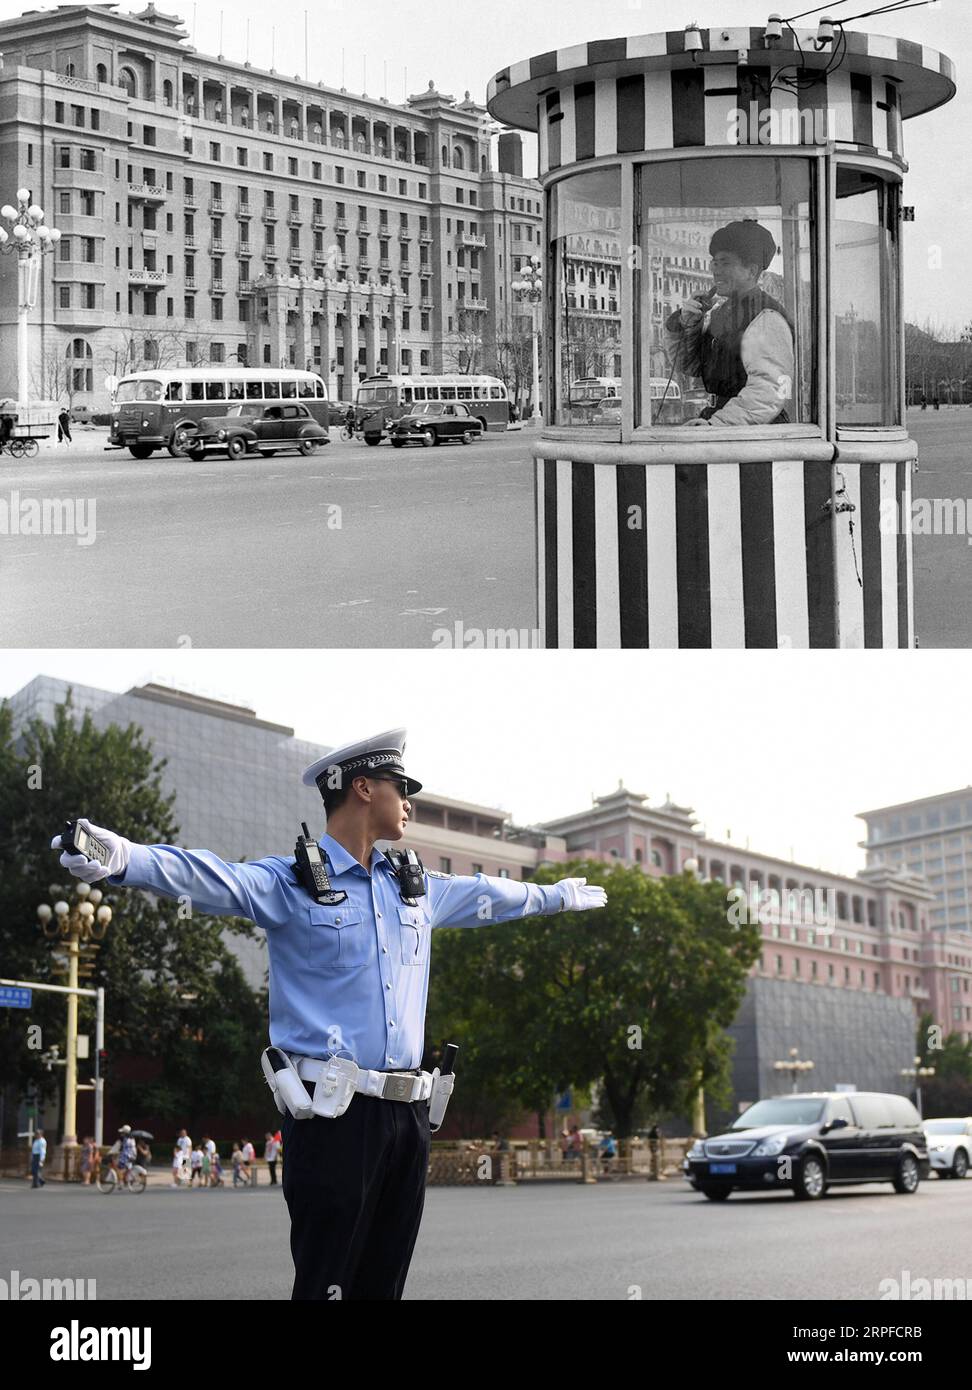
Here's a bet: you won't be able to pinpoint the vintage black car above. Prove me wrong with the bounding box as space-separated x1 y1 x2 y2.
683 1091 930 1201
176 402 329 458
387 401 484 447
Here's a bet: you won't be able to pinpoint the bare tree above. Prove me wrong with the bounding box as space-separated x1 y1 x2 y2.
442 307 486 374
30 346 76 410
488 311 536 413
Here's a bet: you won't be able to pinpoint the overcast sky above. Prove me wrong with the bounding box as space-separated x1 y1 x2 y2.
0 0 966 326
2 649 970 877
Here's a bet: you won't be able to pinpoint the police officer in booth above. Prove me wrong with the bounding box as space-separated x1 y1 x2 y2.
665 218 795 426
52 729 607 1300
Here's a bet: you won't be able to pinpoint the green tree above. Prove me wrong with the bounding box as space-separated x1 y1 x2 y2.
425 861 760 1138
0 691 265 1144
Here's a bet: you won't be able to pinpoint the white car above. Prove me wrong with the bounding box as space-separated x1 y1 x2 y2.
923 1117 972 1178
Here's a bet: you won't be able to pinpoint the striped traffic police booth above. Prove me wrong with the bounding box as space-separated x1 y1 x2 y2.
487 23 956 647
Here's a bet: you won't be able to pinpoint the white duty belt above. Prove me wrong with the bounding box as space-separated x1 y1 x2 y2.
295 1055 434 1103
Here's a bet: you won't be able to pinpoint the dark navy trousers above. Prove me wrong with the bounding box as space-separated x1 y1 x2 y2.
281 1082 430 1300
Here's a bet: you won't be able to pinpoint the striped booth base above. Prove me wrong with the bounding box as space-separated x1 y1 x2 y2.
535 437 916 648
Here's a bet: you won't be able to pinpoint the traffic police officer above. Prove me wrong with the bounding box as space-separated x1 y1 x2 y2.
53 729 607 1300
666 219 795 426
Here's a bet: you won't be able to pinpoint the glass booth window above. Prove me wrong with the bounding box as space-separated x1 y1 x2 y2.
834 168 899 426
549 167 622 426
637 157 814 428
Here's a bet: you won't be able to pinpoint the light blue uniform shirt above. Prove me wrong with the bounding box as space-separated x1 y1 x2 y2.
32 1136 46 1160
112 834 566 1071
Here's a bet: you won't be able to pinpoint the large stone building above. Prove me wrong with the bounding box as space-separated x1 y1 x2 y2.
859 788 972 937
0 3 543 410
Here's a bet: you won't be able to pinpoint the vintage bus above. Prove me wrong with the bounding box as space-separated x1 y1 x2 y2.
568 376 622 420
108 367 329 458
354 374 510 444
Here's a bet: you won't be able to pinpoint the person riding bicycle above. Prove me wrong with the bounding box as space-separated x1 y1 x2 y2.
103 1125 136 1185
344 405 356 433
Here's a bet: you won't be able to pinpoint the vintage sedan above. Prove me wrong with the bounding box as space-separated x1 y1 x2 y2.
387 401 484 448
176 402 329 459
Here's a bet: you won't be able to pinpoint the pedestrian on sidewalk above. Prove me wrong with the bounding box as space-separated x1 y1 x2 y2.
31 1130 47 1188
57 406 73 444
264 1131 280 1185
189 1145 203 1186
80 1135 96 1185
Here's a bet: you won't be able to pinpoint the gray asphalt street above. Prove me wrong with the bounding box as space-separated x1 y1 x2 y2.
2 1172 971 1300
2 410 970 648
0 429 537 648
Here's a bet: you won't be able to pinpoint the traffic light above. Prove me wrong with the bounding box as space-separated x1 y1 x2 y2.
97 1048 108 1081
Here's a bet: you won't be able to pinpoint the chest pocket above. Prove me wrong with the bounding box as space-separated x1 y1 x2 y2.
398 905 431 966
307 905 370 970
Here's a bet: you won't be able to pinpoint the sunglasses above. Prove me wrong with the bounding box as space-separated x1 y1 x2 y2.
370 775 410 800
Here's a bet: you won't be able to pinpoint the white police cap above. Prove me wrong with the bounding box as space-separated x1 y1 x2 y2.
301 727 423 798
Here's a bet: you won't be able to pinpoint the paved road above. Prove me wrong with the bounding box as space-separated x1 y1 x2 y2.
2 1171 970 1300
0 429 538 648
910 408 972 647
3 411 970 647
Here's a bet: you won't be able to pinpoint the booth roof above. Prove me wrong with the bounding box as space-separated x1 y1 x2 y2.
487 27 956 130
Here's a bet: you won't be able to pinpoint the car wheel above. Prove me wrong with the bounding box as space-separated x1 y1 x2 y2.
226 436 247 459
364 434 381 447
129 443 155 459
186 443 206 461
699 1185 732 1201
952 1149 968 1179
168 427 195 457
462 431 476 445
421 430 435 447
792 1154 827 1200
391 439 404 448
298 437 321 456
892 1153 921 1194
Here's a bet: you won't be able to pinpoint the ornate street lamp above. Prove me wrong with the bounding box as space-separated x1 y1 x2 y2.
773 1047 815 1094
0 190 62 410
511 254 543 424
900 1055 935 1118
37 882 111 1150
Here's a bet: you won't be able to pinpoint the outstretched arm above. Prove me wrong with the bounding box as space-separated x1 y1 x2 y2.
53 818 292 928
427 871 607 929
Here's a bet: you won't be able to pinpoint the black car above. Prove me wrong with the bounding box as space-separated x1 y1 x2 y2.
177 402 329 459
387 401 484 447
684 1091 930 1201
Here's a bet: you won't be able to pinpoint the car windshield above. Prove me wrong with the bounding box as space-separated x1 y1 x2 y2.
223 404 258 418
410 403 443 415
731 1098 826 1129
924 1120 967 1134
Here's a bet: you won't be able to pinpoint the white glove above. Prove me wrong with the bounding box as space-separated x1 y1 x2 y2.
51 818 133 883
679 297 707 325
557 877 608 912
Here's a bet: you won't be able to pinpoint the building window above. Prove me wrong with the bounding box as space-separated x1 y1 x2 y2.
264 152 273 171
210 342 224 363
59 285 71 309
289 158 298 176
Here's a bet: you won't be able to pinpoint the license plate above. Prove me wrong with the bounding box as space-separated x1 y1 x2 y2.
709 1163 737 1175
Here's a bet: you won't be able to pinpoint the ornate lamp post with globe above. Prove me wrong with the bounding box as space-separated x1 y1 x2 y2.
37 882 111 1152
511 254 543 424
0 190 62 411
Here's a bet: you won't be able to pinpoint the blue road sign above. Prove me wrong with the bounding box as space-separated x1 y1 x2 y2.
0 986 32 1008
555 1091 571 1110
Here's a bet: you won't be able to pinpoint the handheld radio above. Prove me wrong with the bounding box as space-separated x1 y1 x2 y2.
60 819 111 880
294 823 347 905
